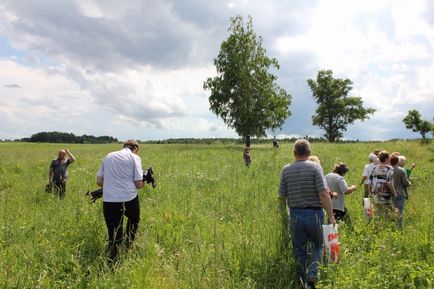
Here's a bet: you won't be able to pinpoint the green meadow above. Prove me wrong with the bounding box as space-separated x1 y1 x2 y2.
0 141 432 288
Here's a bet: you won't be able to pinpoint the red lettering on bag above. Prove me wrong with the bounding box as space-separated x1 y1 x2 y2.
328 233 338 242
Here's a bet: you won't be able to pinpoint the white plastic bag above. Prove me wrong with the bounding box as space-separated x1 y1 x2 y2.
363 197 373 219
322 224 340 263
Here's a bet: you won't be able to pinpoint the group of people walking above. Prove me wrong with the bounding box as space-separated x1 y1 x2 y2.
46 139 415 288
278 139 415 288
361 149 414 226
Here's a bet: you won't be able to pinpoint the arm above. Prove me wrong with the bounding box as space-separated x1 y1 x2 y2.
96 176 104 187
65 149 76 164
345 185 357 195
360 176 367 186
319 189 336 224
135 180 144 189
48 167 53 184
279 195 287 205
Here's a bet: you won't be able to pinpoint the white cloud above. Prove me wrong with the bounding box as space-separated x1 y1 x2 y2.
0 0 433 141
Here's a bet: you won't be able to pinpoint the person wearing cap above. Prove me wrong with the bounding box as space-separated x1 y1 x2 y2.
326 163 357 221
279 139 335 287
96 140 144 263
48 148 76 198
360 153 377 200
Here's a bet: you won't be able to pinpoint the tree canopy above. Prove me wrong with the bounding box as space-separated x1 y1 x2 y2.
402 109 432 140
307 70 375 142
203 15 291 147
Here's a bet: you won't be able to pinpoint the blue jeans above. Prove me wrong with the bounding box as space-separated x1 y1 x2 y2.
289 208 324 283
395 195 406 227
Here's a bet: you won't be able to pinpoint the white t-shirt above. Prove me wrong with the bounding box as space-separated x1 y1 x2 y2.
363 163 376 185
97 148 143 202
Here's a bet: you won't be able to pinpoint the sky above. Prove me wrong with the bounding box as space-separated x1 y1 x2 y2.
0 0 433 141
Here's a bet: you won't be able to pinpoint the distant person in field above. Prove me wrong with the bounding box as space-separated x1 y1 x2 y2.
48 148 76 198
360 153 377 199
279 139 335 287
397 156 416 179
96 140 144 263
369 151 397 214
391 155 410 227
273 138 279 148
243 147 251 166
326 163 357 222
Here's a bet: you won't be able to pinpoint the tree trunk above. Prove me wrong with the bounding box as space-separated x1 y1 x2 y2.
245 135 251 147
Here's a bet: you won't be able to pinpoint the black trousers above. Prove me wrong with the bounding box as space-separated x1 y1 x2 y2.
103 196 140 261
333 208 347 222
53 180 66 198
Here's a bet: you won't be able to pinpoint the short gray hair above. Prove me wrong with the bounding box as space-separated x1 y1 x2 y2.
398 155 406 166
294 139 311 156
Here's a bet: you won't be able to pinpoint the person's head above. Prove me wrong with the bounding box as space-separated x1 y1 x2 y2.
308 155 321 164
293 139 311 157
123 140 139 154
390 154 399 166
398 155 407 167
58 149 66 160
333 163 349 176
368 153 376 163
373 149 381 156
391 151 400 157
378 150 389 164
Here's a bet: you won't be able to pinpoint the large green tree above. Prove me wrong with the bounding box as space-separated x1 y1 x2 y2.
402 109 432 139
307 70 375 142
203 16 291 147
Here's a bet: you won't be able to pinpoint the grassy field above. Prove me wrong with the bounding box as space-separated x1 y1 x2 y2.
0 141 432 288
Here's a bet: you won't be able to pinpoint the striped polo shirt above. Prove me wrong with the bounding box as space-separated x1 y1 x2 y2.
279 160 326 208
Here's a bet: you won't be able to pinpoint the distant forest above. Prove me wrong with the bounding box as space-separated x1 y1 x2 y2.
3 132 377 144
19 131 119 144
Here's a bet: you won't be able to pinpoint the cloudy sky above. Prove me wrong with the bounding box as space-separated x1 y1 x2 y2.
1 0 433 141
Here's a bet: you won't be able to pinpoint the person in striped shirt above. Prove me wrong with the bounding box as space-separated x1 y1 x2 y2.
279 139 335 288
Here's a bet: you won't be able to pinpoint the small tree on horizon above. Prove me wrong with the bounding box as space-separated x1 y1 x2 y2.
307 70 376 142
402 109 432 140
203 15 292 147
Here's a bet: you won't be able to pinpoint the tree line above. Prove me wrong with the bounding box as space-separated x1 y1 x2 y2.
19 131 119 144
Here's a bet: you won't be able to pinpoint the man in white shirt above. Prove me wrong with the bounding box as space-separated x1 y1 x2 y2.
97 140 144 262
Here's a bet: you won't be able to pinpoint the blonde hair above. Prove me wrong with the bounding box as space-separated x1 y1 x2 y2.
308 155 321 164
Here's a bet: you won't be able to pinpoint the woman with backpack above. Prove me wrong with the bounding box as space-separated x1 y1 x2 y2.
368 151 397 217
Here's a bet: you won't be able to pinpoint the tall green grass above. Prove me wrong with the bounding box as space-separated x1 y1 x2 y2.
0 141 432 288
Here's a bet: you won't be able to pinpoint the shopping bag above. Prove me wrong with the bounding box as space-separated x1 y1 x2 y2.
363 198 373 219
322 224 340 263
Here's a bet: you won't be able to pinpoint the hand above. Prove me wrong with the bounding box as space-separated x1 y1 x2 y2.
411 163 416 169
329 216 336 225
